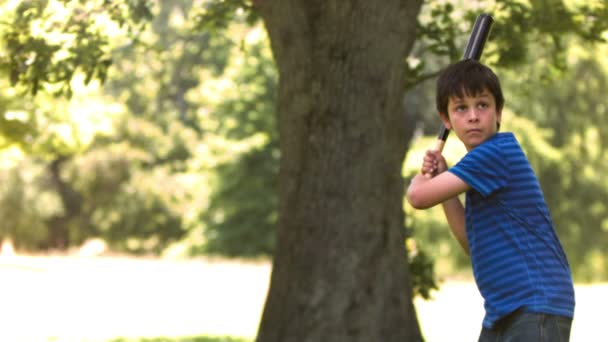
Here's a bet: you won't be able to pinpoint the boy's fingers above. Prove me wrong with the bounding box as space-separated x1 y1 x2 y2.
428 149 442 159
422 149 446 178
423 153 437 163
421 163 438 178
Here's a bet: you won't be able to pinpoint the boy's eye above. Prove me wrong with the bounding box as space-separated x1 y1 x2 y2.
477 102 489 109
455 105 467 112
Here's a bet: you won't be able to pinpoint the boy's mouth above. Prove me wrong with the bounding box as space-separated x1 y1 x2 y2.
467 128 482 134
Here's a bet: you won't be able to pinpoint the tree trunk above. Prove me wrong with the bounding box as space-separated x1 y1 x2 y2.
256 1 424 341
45 156 82 250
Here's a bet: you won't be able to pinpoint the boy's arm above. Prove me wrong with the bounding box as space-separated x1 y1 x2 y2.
406 150 471 255
406 171 470 209
442 196 469 255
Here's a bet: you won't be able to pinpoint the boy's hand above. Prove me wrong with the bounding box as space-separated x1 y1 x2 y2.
422 150 448 178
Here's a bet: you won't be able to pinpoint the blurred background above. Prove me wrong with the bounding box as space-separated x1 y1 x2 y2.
0 0 606 341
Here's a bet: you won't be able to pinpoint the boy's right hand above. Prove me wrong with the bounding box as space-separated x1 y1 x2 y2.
422 150 448 178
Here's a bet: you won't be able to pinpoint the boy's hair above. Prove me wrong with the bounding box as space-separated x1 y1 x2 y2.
436 59 504 116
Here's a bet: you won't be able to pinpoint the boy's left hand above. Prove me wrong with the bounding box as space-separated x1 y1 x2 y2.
421 149 448 178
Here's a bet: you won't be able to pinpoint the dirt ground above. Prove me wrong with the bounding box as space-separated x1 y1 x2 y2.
0 254 605 342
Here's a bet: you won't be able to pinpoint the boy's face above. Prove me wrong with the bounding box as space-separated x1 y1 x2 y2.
440 89 501 151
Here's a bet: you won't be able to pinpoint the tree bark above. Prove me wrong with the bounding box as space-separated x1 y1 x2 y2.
256 1 424 341
45 156 82 250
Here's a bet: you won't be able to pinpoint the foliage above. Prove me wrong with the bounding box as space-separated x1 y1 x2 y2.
67 145 187 253
0 0 152 96
103 0 233 134
0 91 36 149
193 0 258 31
190 26 278 258
0 161 55 249
0 1 212 251
407 241 439 300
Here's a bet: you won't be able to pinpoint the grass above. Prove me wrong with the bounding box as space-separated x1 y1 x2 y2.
108 336 251 342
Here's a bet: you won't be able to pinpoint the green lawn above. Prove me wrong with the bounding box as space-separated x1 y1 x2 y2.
108 336 251 342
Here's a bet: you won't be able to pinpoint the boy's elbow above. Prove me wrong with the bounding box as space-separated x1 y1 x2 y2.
406 188 432 209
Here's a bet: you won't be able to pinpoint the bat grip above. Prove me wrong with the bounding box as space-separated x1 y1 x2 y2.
433 138 447 152
423 138 446 179
423 126 449 178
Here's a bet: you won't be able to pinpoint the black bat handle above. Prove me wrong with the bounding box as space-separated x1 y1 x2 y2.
462 13 494 60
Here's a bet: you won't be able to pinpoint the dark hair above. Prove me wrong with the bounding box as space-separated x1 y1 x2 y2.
436 59 504 116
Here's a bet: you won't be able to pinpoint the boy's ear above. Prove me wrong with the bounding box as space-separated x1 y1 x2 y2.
439 112 452 129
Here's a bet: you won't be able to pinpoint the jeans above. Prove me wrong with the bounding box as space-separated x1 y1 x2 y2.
478 309 572 342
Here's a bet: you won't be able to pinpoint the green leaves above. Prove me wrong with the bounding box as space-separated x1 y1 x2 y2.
0 0 154 96
193 0 258 32
197 27 279 258
0 113 35 148
406 3 460 89
417 3 460 60
408 0 608 90
104 0 154 26
408 245 439 300
576 1 608 42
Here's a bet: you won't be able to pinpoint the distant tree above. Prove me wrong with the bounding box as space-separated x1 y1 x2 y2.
194 29 279 257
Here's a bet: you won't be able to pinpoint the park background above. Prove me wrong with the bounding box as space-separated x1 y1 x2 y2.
0 0 607 341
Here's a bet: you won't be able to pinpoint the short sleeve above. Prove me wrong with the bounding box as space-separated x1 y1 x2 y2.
448 141 509 197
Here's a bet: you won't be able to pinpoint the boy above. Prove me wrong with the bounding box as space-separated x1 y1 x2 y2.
406 59 575 341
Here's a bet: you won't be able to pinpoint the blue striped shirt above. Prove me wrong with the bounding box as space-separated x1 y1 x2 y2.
449 132 575 328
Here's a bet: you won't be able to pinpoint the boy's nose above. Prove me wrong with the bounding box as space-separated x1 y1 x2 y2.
468 109 480 121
